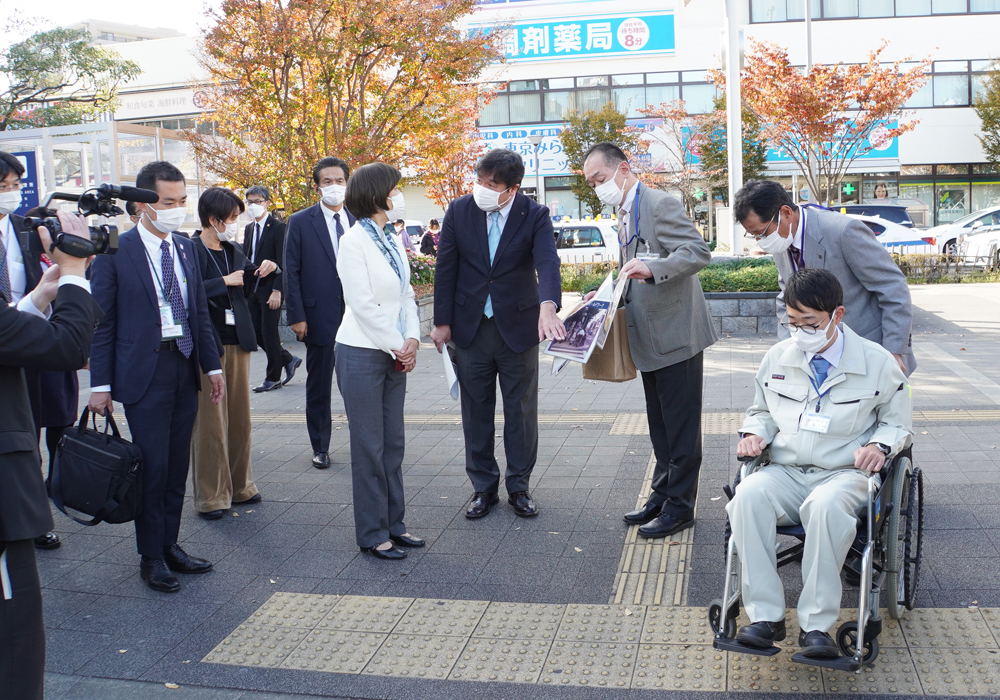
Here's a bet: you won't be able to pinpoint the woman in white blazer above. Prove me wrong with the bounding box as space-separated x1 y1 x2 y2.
336 163 423 560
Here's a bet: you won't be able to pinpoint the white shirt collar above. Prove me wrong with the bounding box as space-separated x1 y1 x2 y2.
255 212 269 229
619 180 640 214
793 207 806 249
322 203 345 224
807 323 845 368
138 220 172 254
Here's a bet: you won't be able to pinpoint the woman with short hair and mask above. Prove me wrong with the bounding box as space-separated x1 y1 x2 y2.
190 186 277 519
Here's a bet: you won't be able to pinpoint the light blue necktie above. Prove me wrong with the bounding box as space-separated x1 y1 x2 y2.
483 211 501 318
810 356 830 388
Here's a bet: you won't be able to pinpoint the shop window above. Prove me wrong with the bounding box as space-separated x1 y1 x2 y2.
682 84 717 114
613 87 646 118
932 0 967 11
509 94 541 123
937 164 969 175
544 91 572 121
823 0 859 18
933 75 969 106
542 78 574 89
936 184 970 224
645 85 680 106
612 74 644 86
972 0 1000 9
859 0 894 16
575 89 610 113
896 0 932 14
902 165 934 176
479 94 508 126
646 72 678 84
972 182 1000 211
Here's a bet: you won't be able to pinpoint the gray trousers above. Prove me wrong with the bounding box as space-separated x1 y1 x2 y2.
454 317 539 495
335 343 407 549
726 465 869 633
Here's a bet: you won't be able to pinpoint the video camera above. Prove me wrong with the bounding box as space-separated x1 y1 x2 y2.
22 184 159 257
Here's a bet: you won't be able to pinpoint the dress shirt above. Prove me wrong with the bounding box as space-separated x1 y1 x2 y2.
2 214 27 303
806 323 845 371
617 180 641 256
322 204 346 258
482 196 555 311
15 276 92 318
793 206 806 250
249 213 269 261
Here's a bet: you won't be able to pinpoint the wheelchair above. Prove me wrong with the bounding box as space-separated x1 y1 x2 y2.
708 438 923 672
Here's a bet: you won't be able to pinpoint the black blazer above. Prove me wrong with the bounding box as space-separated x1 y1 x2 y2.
0 284 103 540
192 234 258 354
242 215 285 299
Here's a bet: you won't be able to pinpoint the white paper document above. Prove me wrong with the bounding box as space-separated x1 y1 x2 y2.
442 343 459 400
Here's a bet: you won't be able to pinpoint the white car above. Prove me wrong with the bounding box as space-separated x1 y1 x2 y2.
553 219 620 264
959 226 1000 262
845 214 936 252
927 205 1000 255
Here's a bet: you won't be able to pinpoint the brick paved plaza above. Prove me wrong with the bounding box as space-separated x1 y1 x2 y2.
39 284 1000 699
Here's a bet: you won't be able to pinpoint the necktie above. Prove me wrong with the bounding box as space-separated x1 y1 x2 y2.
160 240 193 358
810 355 830 388
789 244 801 269
248 222 260 262
483 211 501 318
0 233 10 304
334 213 344 241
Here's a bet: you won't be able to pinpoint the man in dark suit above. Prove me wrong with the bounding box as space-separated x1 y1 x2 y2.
0 211 103 700
88 161 224 594
431 148 563 519
244 185 300 392
283 156 355 470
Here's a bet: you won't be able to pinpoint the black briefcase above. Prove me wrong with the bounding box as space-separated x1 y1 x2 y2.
50 409 144 526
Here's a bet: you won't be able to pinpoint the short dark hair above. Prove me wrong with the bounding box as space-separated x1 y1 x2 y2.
198 186 245 228
784 268 843 315
125 201 139 216
246 184 270 201
344 162 402 220
476 148 524 189
583 142 628 169
136 160 185 193
312 157 350 185
734 179 797 224
0 152 25 181
429 218 439 227
395 218 404 225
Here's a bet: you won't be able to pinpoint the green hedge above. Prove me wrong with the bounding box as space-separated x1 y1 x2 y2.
698 258 779 292
561 261 618 292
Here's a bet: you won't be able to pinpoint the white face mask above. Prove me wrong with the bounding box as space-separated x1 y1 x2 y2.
146 206 188 234
0 190 22 216
320 184 346 207
789 315 837 353
594 168 626 208
756 213 793 254
246 203 266 219
215 221 239 242
473 183 510 212
385 192 405 220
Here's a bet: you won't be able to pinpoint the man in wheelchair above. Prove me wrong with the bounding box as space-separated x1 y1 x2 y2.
729 268 911 659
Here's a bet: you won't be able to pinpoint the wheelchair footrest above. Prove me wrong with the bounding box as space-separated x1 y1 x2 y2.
790 652 862 672
713 636 781 656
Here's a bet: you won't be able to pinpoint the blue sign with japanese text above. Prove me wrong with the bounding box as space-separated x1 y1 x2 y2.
12 151 39 216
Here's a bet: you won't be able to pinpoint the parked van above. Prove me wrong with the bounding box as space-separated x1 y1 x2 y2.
553 220 620 264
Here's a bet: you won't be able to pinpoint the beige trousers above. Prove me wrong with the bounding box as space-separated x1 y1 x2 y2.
726 464 869 633
190 345 257 511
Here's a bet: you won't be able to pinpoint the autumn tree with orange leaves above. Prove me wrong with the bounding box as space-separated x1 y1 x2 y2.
712 41 930 204
190 0 504 213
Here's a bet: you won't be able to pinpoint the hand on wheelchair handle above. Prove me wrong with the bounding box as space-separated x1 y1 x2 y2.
737 434 767 460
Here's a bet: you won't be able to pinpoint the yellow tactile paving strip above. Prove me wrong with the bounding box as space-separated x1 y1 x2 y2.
204 593 1000 694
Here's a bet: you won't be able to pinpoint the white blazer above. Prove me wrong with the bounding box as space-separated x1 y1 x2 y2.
335 221 420 355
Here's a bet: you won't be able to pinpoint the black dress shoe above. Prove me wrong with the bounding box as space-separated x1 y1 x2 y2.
163 544 213 574
638 513 694 539
233 493 262 505
390 533 425 548
508 491 539 518
312 452 330 469
34 532 61 550
736 620 787 648
140 556 181 593
623 501 662 526
465 492 500 519
283 356 302 385
253 379 282 393
360 545 407 560
198 509 225 520
799 630 840 659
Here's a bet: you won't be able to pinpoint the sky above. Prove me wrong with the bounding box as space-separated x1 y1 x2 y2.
1 0 223 39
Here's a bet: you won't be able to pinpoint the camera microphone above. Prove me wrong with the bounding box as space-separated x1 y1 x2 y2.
96 183 159 204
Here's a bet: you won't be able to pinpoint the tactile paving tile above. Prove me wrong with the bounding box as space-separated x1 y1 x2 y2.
641 606 715 646
281 630 385 673
632 644 726 691
901 609 998 649
557 604 646 643
609 413 648 436
448 638 550 683
202 625 309 667
317 595 413 633
539 641 637 687
394 598 489 637
362 634 466 679
912 647 1000 696
247 592 340 628
472 602 566 640
728 654 824 693
822 647 923 695
980 608 1000 646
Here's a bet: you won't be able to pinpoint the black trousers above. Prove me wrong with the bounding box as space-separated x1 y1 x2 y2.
0 539 45 700
248 294 292 382
454 317 538 495
124 348 199 557
305 339 337 454
641 352 704 520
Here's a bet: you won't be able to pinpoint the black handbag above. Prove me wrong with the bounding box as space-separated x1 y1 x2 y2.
50 409 144 526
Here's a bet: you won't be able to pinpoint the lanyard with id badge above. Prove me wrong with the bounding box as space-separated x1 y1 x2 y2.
143 243 186 339
206 244 237 326
800 372 833 434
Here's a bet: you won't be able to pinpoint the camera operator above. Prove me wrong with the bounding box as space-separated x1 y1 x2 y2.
0 210 103 700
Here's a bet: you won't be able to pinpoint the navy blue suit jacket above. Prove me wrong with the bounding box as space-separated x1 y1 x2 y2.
89 227 222 405
283 203 355 347
433 192 561 354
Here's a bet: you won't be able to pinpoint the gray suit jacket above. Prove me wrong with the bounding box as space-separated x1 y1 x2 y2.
622 185 716 372
774 207 916 375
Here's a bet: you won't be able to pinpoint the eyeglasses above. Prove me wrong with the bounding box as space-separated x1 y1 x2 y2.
0 180 23 193
780 315 830 335
747 212 777 241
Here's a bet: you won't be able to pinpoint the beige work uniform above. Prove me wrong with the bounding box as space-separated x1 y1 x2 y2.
727 324 911 633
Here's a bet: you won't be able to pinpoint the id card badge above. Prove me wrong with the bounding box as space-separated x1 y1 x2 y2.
800 411 832 434
159 304 183 339
225 309 236 326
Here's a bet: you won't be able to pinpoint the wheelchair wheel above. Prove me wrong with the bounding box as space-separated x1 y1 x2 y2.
709 598 738 639
883 456 912 620
837 621 879 666
903 467 924 610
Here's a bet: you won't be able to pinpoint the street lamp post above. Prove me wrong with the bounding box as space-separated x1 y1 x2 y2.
527 134 543 203
724 0 745 253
